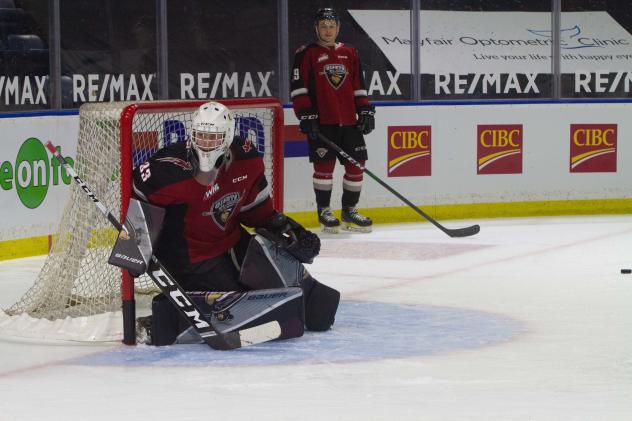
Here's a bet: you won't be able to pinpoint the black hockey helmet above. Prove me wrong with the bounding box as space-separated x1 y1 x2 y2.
314 8 339 25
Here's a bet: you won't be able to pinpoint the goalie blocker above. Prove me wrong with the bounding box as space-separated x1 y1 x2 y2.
109 199 340 346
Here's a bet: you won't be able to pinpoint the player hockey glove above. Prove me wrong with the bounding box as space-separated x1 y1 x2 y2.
355 105 375 135
256 212 321 264
298 109 320 141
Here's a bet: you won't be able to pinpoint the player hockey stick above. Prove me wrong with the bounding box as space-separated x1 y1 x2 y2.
317 133 480 238
45 142 281 350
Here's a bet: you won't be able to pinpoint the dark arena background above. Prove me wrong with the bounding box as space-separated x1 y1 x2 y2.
1 2 631 420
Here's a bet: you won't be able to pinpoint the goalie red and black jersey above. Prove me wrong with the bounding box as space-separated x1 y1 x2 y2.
290 42 370 125
132 136 275 269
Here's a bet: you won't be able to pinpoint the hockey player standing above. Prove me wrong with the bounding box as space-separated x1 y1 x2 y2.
132 101 339 343
291 7 376 233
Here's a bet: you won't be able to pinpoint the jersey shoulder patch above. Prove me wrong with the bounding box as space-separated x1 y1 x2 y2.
230 135 262 161
147 143 193 181
133 143 192 198
294 43 319 60
337 42 357 53
153 143 191 167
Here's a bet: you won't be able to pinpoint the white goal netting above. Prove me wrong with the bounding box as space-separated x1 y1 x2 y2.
1 99 282 342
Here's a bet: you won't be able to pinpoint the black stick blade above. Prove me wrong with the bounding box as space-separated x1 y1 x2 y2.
446 224 481 238
204 331 243 350
203 321 283 350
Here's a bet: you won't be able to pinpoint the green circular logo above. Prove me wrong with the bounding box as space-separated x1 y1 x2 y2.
15 138 49 209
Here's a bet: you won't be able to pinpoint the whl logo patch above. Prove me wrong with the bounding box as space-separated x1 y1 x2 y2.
477 125 523 174
323 63 347 89
203 183 219 201
570 124 617 173
387 126 431 177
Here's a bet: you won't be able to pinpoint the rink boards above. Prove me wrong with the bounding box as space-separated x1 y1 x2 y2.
1 100 632 259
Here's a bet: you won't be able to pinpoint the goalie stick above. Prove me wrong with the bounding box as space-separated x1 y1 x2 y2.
45 141 281 350
317 133 480 238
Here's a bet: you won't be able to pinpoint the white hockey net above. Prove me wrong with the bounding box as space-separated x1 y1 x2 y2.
1 99 283 342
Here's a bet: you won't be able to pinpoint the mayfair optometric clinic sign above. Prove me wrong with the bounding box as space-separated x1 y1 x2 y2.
349 10 632 97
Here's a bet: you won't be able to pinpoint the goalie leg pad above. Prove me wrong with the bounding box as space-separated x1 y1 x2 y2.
207 287 304 339
302 276 340 331
239 234 306 290
150 293 182 346
148 288 305 346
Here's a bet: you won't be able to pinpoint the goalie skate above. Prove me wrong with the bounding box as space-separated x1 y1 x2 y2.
135 315 152 345
342 206 372 233
318 207 340 233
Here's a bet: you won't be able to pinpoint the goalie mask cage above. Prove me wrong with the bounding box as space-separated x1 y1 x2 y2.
1 98 284 344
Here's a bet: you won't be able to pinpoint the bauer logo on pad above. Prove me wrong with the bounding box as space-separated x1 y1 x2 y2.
477 124 523 175
569 124 617 173
387 126 431 177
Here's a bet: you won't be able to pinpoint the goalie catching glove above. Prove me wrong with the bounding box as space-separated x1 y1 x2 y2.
256 212 321 264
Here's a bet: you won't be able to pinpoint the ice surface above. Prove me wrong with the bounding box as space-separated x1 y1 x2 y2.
1 216 631 421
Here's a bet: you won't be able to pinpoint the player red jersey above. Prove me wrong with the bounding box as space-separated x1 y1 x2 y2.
132 137 274 269
291 42 370 125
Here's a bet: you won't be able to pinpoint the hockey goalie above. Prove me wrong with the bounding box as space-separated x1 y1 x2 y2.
109 101 340 346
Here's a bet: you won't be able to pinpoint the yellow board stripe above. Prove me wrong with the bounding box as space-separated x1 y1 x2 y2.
288 198 632 229
3 198 632 261
0 236 51 261
0 228 118 262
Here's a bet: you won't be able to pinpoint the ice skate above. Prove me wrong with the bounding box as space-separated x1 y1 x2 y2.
318 206 340 233
341 206 372 233
135 315 152 345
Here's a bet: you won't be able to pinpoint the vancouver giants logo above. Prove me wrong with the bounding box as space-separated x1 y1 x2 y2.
323 63 347 89
156 156 192 171
570 124 617 173
205 192 241 230
477 125 523 174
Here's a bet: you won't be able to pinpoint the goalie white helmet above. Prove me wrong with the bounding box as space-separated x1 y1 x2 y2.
189 102 235 172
